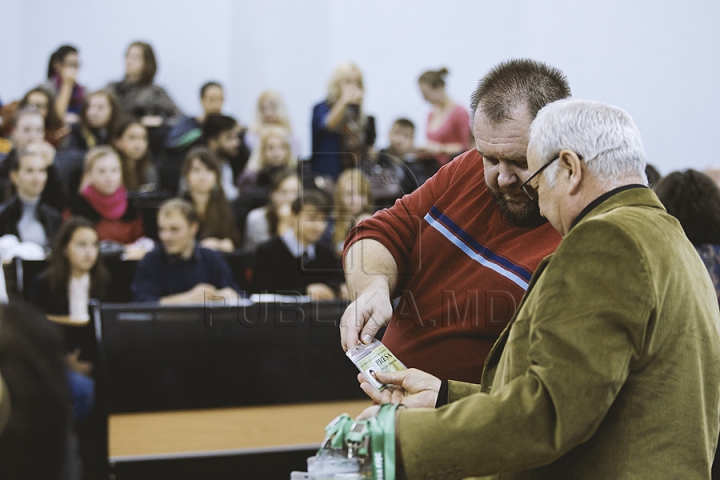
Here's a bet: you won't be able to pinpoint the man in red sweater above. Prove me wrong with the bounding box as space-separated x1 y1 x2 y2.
341 59 570 385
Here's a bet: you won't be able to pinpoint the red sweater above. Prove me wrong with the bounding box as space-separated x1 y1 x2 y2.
345 150 561 383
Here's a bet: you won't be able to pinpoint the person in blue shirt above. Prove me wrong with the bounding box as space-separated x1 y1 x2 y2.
131 198 241 304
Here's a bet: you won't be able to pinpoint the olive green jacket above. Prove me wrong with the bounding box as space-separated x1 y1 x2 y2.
398 188 720 480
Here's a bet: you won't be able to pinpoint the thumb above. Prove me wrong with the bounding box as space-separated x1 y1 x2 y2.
373 369 409 386
359 312 386 344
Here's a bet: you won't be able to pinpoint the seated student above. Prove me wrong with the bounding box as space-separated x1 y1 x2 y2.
30 216 109 319
0 107 66 209
181 147 241 252
238 125 296 191
0 145 62 248
329 168 374 256
62 89 120 151
166 81 224 150
243 170 299 251
365 117 418 208
112 119 157 192
18 87 68 146
131 198 240 304
40 44 85 124
252 191 342 300
67 146 144 245
106 41 183 126
245 90 300 156
202 114 251 201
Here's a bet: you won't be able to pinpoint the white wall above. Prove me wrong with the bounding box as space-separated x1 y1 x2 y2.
1 0 718 174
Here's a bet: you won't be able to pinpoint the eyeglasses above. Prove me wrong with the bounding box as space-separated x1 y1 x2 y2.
520 153 583 200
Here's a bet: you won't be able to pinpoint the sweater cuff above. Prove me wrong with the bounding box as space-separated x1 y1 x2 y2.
434 380 449 408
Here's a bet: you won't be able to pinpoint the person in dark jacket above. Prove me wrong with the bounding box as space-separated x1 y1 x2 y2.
0 146 61 248
252 191 342 299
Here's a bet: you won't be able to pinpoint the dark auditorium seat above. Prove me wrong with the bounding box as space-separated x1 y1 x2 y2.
91 300 364 414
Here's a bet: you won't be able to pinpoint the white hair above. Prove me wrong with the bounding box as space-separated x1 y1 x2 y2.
529 99 646 187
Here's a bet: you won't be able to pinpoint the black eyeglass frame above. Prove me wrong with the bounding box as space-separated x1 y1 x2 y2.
520 153 583 200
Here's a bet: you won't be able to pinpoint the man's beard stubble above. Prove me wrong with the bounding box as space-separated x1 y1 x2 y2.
487 185 547 228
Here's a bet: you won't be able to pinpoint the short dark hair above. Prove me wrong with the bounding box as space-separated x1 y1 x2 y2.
645 163 662 188
203 114 237 142
470 59 571 124
291 190 330 216
127 41 157 85
392 118 415 132
200 82 222 99
655 169 720 246
46 44 77 79
159 198 200 225
418 68 449 89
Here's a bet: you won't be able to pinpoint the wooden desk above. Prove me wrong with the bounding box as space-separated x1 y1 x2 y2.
108 399 371 462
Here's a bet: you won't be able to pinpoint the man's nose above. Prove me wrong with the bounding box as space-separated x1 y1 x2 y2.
497 164 519 189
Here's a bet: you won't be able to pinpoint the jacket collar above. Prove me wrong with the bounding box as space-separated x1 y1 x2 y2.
570 185 663 232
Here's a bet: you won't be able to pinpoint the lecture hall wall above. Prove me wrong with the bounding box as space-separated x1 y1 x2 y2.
1 0 718 174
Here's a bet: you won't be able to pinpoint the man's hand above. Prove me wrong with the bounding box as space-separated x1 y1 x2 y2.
358 369 441 409
186 283 218 303
340 288 393 351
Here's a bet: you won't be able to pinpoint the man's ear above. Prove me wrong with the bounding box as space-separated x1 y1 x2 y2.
9 170 18 188
559 150 584 195
190 221 199 237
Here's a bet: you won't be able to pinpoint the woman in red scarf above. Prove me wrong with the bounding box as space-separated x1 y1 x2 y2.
67 146 143 244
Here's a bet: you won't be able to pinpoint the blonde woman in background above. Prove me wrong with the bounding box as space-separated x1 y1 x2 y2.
311 63 376 182
245 91 300 156
239 125 296 191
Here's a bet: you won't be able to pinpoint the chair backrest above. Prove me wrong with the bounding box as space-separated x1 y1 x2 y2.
92 300 364 413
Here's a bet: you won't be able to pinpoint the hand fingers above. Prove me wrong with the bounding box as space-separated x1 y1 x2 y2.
373 369 410 386
340 300 370 351
359 381 386 403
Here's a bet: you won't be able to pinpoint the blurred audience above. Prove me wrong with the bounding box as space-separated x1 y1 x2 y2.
417 67 470 165
29 217 109 320
364 118 418 208
106 41 183 126
131 198 240 304
311 62 376 181
246 90 300 156
63 90 120 151
112 119 157 192
40 45 85 124
655 169 720 303
330 168 373 256
181 147 241 252
244 170 299 251
239 125 296 191
0 108 66 209
68 146 144 245
0 146 61 249
18 87 68 146
253 191 342 300
202 114 250 201
166 81 224 151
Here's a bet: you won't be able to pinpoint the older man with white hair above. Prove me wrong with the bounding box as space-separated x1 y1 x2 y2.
361 99 720 479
